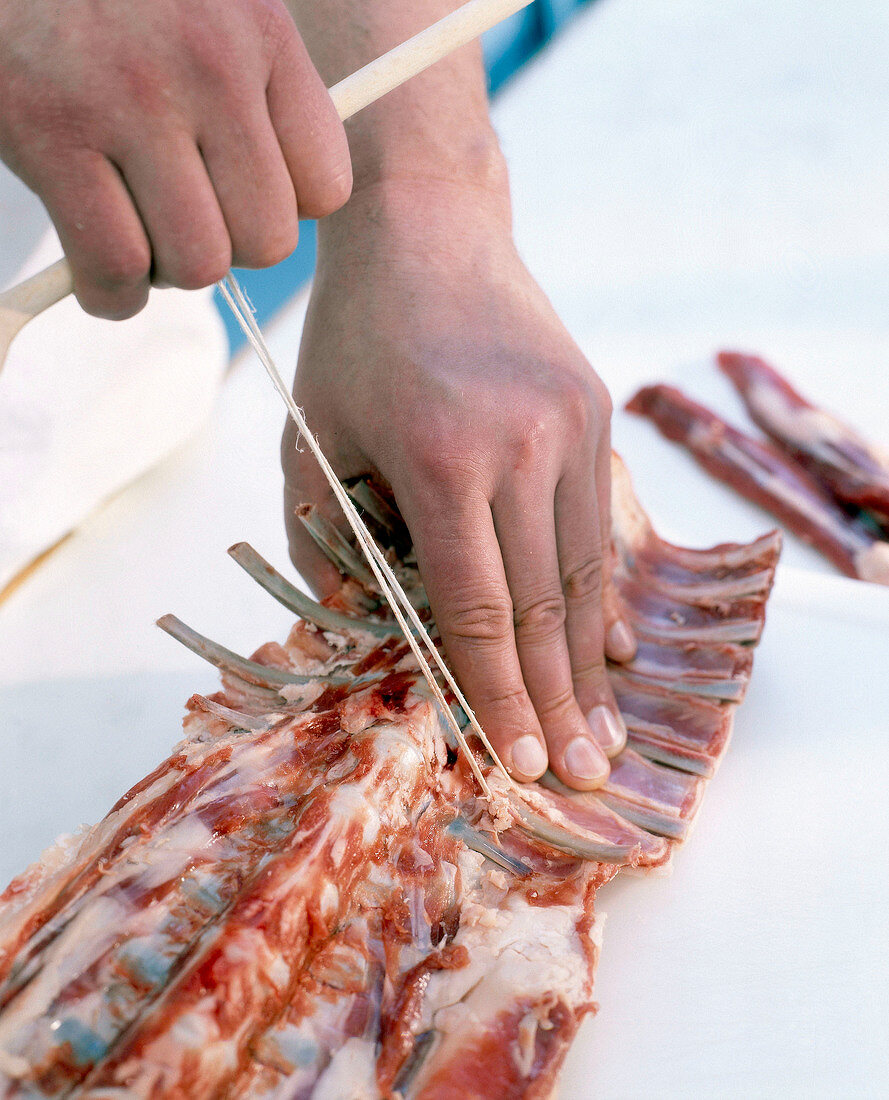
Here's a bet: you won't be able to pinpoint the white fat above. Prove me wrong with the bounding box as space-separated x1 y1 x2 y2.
339 706 375 738
854 541 889 586
278 683 326 707
326 753 359 784
416 849 591 1056
312 1037 378 1100
0 895 128 1051
267 953 291 993
325 787 381 847
433 1001 478 1035
515 1010 540 1077
485 869 509 893
0 1045 29 1079
318 881 340 923
129 816 214 890
749 385 889 470
169 1003 221 1050
714 437 861 548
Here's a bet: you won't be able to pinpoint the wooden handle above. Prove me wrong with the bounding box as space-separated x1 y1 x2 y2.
330 0 533 120
0 257 74 325
0 0 533 346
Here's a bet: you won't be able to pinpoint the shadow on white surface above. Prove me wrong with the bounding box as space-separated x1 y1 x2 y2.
559 568 889 1097
0 671 205 886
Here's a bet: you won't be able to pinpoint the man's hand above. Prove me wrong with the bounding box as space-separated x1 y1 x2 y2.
282 181 636 789
0 0 351 318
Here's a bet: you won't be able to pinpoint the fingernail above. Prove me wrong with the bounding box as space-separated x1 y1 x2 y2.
564 736 608 782
607 619 636 660
511 735 548 778
586 705 627 757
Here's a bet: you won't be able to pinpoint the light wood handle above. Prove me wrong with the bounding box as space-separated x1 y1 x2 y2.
0 0 533 348
330 0 532 120
0 258 74 325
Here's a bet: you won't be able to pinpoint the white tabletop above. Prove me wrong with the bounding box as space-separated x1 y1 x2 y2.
2 0 888 1095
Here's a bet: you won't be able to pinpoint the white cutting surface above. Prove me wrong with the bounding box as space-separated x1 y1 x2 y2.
2 0 889 1095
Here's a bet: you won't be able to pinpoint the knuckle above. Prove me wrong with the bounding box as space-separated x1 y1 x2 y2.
533 685 577 723
541 372 613 451
233 221 298 270
563 554 605 602
482 684 532 712
254 0 293 48
307 163 353 217
93 242 152 291
588 372 614 419
76 281 149 321
571 653 608 686
178 15 242 88
408 430 481 492
560 373 610 437
442 594 514 646
164 246 231 290
514 591 567 641
560 375 593 431
505 408 552 470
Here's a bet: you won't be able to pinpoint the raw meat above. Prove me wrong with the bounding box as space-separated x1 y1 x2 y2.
0 458 779 1098
718 351 889 524
626 383 889 586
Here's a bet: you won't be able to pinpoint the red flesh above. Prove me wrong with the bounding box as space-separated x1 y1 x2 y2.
626 383 877 578
0 459 780 1098
718 350 889 523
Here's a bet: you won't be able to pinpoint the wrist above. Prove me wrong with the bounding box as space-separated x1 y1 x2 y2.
317 150 513 263
345 111 509 193
315 174 516 295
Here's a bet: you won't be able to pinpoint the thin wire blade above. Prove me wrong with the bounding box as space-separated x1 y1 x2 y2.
217 274 514 797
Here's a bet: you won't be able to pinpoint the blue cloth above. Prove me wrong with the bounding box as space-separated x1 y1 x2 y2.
217 0 593 351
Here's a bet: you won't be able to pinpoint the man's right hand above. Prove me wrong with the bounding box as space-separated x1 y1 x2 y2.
0 0 352 318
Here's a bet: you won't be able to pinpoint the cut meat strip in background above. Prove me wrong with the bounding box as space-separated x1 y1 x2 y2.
718 351 889 524
626 384 889 586
0 458 780 1098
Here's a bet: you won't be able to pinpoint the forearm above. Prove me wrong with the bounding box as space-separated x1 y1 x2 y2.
284 0 509 209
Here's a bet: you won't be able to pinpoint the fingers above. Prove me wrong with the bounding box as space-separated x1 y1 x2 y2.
198 104 298 270
35 151 152 320
400 485 557 785
115 133 232 289
266 25 352 219
594 440 637 665
555 446 629 760
493 482 612 788
25 11 349 319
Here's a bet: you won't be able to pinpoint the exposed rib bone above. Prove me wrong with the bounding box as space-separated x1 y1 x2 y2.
156 615 347 691
347 479 405 537
228 542 396 639
447 819 531 876
297 507 381 591
219 274 512 799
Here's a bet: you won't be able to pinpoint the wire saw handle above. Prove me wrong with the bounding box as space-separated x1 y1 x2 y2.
0 258 75 330
330 0 533 120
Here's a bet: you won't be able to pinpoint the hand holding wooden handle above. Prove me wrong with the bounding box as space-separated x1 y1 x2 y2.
0 0 532 375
